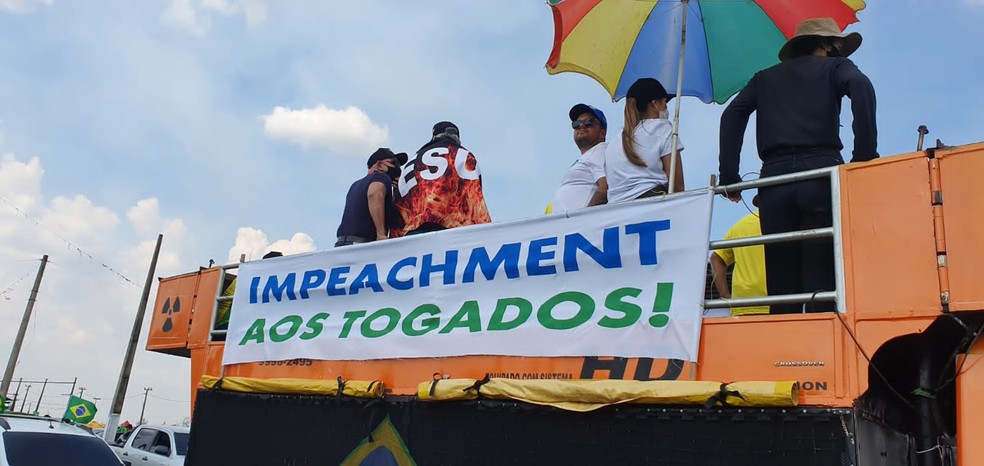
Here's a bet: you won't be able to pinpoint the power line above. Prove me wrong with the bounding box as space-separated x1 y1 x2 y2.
0 196 138 287
148 394 189 403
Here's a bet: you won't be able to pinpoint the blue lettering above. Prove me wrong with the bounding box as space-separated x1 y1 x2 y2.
299 270 326 299
387 257 417 291
326 266 350 296
349 264 384 294
420 251 459 287
563 227 622 272
249 276 261 304
261 273 297 303
625 220 671 265
527 237 558 276
462 243 521 283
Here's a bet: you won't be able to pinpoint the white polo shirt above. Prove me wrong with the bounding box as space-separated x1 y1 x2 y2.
605 119 683 203
551 142 607 212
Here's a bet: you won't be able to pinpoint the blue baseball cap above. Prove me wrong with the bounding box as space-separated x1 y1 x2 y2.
569 103 607 130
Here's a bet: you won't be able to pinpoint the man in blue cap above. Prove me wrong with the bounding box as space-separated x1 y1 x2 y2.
548 103 609 213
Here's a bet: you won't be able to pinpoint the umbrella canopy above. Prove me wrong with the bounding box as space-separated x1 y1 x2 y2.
547 0 867 104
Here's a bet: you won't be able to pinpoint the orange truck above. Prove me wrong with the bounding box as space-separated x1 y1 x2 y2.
148 141 983 466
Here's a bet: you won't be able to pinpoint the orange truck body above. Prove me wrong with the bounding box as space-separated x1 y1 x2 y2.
149 142 984 465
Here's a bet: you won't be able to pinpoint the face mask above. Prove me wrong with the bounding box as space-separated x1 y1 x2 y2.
659 109 670 120
386 164 403 181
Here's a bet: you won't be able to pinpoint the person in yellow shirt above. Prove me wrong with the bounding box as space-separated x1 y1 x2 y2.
711 196 768 316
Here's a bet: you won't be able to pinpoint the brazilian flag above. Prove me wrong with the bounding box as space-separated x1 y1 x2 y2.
63 396 97 423
0 394 6 413
341 417 416 466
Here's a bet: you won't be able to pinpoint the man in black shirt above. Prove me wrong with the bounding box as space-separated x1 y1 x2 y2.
718 17 878 313
335 148 407 247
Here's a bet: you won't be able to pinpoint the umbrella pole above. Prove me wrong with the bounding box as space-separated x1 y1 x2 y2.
668 0 689 193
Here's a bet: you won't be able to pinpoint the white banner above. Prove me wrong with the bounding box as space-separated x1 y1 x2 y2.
223 190 713 364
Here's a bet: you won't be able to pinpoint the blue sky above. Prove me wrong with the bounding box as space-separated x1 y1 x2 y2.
0 0 982 423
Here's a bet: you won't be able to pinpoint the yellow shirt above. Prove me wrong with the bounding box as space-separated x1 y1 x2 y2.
714 211 768 316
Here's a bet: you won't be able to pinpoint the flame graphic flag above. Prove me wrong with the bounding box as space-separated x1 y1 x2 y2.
63 395 98 423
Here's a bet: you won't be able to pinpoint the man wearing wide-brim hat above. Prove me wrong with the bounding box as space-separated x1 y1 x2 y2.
717 17 879 314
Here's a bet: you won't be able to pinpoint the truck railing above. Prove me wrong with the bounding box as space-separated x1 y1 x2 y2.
706 165 846 313
208 165 847 341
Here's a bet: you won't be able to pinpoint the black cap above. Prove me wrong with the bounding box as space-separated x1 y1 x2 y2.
627 78 675 105
569 104 607 130
432 121 459 137
367 147 409 169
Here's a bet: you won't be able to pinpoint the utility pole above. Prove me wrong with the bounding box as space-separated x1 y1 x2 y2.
78 386 86 399
0 255 49 397
138 387 152 425
104 235 162 443
68 377 77 399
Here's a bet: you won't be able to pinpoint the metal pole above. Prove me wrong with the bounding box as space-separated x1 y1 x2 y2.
668 0 689 193
78 386 85 399
35 378 47 413
917 125 929 151
20 385 30 413
1 255 49 398
103 234 163 443
10 378 22 412
68 377 77 399
139 387 152 425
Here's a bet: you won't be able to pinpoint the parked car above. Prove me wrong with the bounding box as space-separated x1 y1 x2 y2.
110 424 189 466
0 413 123 466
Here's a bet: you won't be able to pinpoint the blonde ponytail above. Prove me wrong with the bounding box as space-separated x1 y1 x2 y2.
622 98 647 167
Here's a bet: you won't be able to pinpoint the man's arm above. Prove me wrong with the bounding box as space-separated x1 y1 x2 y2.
719 78 757 187
587 177 608 207
836 60 878 162
710 252 732 299
367 181 388 240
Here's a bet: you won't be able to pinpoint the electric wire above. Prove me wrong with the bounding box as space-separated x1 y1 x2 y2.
0 196 138 287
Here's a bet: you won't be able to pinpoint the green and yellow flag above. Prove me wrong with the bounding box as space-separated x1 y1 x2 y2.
63 396 97 423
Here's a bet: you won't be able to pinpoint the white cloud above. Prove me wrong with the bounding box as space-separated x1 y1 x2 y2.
0 0 51 14
262 104 389 156
161 0 266 35
226 227 315 263
0 152 193 424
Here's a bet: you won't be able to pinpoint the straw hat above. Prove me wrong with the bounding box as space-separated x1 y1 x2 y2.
778 18 862 62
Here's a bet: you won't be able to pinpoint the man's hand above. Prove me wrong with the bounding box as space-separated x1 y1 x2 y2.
371 158 396 174
723 190 742 203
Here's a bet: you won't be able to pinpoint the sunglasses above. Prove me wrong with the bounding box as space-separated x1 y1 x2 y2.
572 119 599 130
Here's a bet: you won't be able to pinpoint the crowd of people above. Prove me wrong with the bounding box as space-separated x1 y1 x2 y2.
334 18 878 316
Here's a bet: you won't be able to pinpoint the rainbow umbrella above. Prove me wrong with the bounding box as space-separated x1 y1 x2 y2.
546 0 867 105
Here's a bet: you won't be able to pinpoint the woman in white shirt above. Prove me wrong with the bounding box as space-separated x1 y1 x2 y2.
605 78 684 203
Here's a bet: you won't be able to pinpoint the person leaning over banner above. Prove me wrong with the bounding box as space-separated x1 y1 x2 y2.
336 148 408 247
710 195 768 316
604 78 684 203
392 121 491 236
547 103 609 213
718 17 878 314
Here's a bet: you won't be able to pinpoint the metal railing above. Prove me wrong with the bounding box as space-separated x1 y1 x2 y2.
209 262 239 340
705 166 846 314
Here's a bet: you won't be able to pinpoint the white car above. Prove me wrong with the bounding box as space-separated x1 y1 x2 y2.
0 414 123 466
113 425 189 466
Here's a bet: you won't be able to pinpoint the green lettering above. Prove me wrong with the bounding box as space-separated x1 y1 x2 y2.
339 310 367 338
270 315 303 343
238 318 266 345
361 308 400 338
650 282 674 328
300 312 331 340
440 300 482 334
598 288 643 329
402 304 441 337
488 297 532 331
537 291 595 330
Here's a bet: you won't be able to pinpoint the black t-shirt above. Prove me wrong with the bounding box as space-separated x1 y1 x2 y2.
719 56 878 185
336 173 395 240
